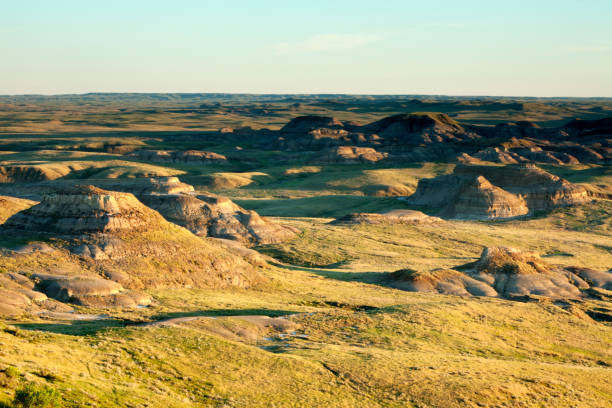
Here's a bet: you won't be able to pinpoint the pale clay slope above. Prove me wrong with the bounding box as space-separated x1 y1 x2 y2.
0 185 267 317
407 164 590 219
388 246 612 299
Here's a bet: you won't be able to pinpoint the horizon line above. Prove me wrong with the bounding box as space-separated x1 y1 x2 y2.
1 92 612 99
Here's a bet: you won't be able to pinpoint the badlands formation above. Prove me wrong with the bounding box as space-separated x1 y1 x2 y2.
0 185 266 317
388 246 612 299
406 164 590 219
247 113 611 164
0 177 297 246
140 193 297 245
0 94 610 407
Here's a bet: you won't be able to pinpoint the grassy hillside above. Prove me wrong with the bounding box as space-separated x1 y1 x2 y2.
1 257 611 407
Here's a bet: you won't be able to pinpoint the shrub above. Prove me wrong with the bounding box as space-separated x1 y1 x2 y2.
12 383 61 408
4 366 19 379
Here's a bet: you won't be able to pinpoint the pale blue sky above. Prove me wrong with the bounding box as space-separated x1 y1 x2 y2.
1 0 611 96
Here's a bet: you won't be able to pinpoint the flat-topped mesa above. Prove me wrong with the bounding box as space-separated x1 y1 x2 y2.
453 164 560 187
3 185 167 234
455 164 590 211
407 164 590 219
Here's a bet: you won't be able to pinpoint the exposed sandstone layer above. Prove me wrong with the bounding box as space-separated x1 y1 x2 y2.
77 176 195 196
1 185 263 291
139 193 297 245
407 164 590 219
472 147 521 164
387 247 612 300
440 175 529 219
3 185 161 234
471 144 581 165
0 177 292 246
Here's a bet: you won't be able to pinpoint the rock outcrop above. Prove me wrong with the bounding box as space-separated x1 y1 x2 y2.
88 177 195 196
0 177 293 246
1 185 263 290
407 164 590 219
0 273 49 317
440 175 529 219
386 268 498 297
472 147 522 164
276 116 354 150
274 113 481 152
260 114 611 164
0 270 152 317
3 185 162 234
139 193 297 245
332 210 443 225
387 247 612 300
32 273 151 308
314 146 388 164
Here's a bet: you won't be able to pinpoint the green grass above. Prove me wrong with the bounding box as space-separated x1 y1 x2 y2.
257 213 612 272
235 196 413 217
1 266 611 407
1 97 612 407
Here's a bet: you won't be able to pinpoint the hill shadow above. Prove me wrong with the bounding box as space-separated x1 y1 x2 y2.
15 308 298 336
272 262 385 286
